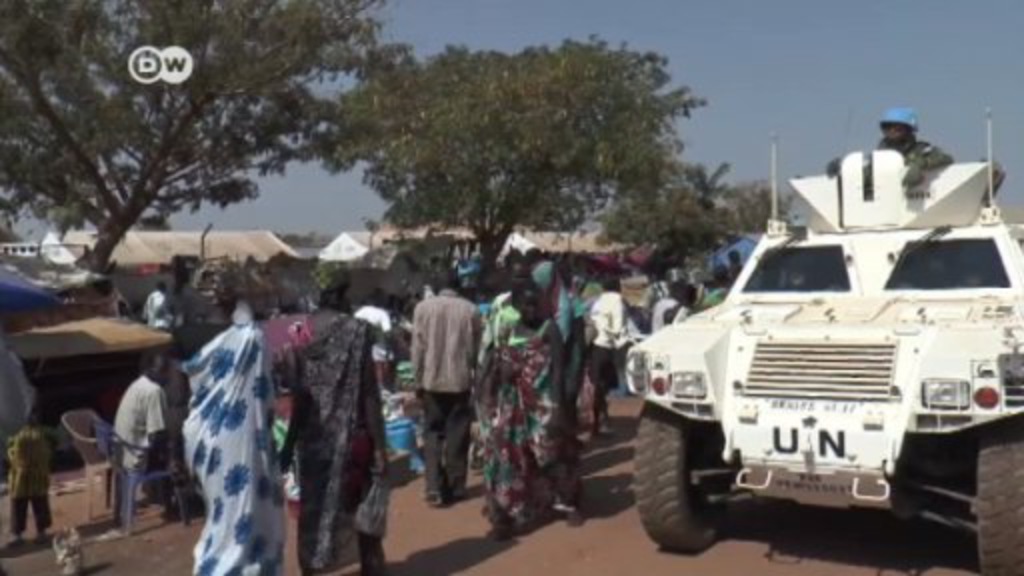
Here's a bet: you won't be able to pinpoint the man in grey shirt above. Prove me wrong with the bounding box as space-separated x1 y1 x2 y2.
413 278 481 507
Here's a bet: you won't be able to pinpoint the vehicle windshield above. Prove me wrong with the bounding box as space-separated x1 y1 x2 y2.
742 245 851 293
885 238 1010 290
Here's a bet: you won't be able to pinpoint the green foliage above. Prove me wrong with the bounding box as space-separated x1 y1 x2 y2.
0 0 391 269
314 260 348 290
603 163 790 263
326 38 703 264
719 181 793 234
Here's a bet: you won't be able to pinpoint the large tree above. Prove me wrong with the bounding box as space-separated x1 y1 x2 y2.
326 39 703 267
719 181 792 234
603 163 790 264
0 0 390 270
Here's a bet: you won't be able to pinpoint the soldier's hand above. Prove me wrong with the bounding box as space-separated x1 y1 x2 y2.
826 158 841 177
903 164 924 187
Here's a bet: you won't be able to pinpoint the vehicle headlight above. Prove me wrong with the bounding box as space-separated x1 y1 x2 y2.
671 371 707 399
627 351 650 394
921 379 971 410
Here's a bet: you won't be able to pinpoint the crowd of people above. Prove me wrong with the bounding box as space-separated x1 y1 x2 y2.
2 245 746 576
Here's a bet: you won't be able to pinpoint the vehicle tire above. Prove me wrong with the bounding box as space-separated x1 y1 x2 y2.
977 424 1024 576
634 403 719 553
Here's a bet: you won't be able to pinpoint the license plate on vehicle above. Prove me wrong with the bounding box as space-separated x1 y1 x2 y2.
768 399 859 415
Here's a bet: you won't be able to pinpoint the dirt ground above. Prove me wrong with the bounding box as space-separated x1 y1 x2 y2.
0 399 979 576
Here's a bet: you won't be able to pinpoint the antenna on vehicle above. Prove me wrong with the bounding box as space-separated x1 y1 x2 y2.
980 107 1001 225
987 107 995 207
767 133 788 237
771 133 778 220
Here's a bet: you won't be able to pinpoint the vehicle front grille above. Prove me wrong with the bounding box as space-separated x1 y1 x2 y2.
1004 377 1024 408
745 341 897 401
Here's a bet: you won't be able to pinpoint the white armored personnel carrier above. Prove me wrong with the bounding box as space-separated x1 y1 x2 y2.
629 150 1024 574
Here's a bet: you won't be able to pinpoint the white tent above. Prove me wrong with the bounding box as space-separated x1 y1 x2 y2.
499 232 539 259
319 232 371 262
40 231 79 265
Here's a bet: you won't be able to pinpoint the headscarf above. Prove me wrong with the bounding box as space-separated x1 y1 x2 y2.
531 261 572 342
182 306 285 576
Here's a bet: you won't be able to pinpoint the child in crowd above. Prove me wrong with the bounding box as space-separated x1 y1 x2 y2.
7 405 53 547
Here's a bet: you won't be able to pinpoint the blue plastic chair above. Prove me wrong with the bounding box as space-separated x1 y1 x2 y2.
93 418 189 534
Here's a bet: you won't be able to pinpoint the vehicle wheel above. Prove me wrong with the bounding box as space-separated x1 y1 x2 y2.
977 424 1024 576
634 403 720 553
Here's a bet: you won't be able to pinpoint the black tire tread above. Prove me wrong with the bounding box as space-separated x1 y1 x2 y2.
633 403 717 553
978 425 1024 576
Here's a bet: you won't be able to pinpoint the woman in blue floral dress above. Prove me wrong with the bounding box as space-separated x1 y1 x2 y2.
182 303 285 576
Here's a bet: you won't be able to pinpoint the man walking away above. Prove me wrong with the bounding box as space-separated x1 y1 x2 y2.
143 282 173 331
413 278 481 507
356 289 395 390
589 277 628 436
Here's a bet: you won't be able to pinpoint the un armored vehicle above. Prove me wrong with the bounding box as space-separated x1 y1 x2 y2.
629 150 1024 574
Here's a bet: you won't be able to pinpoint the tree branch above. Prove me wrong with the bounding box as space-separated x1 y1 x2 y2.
129 93 215 213
0 46 123 216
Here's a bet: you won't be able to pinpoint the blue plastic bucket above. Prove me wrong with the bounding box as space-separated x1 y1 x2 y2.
386 418 424 473
386 419 416 452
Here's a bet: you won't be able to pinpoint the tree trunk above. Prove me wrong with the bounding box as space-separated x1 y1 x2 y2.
477 229 512 284
83 218 133 273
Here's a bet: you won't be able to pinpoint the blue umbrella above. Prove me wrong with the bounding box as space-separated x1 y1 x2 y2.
0 265 59 312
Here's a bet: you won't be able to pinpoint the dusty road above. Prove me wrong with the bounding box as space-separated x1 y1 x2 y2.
2 399 978 575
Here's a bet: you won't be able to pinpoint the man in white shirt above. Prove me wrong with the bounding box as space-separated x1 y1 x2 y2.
143 282 173 330
113 351 171 523
589 278 628 436
355 290 394 389
651 282 698 333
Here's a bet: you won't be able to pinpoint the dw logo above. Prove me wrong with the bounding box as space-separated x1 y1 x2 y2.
128 46 194 85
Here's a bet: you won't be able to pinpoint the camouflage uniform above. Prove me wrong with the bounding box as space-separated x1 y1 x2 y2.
877 138 953 186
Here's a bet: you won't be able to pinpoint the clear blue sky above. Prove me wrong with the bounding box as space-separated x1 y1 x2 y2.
173 0 1024 234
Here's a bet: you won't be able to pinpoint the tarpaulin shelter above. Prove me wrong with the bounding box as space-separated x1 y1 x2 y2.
707 235 760 271
9 318 173 425
0 262 59 312
8 318 171 361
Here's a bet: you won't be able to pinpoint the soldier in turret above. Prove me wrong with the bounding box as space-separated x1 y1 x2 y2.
876 107 953 187
827 107 954 188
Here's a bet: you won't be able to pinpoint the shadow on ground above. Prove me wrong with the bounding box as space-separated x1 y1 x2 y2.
711 499 978 576
389 536 517 576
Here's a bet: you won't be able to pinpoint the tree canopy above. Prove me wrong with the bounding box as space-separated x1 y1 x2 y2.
603 163 791 264
326 39 704 266
0 0 390 270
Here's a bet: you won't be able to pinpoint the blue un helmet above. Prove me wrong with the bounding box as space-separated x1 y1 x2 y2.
880 107 919 132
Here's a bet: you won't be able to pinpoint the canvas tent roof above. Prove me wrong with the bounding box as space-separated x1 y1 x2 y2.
8 318 171 360
319 232 371 262
62 230 299 267
519 231 618 254
326 228 620 262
